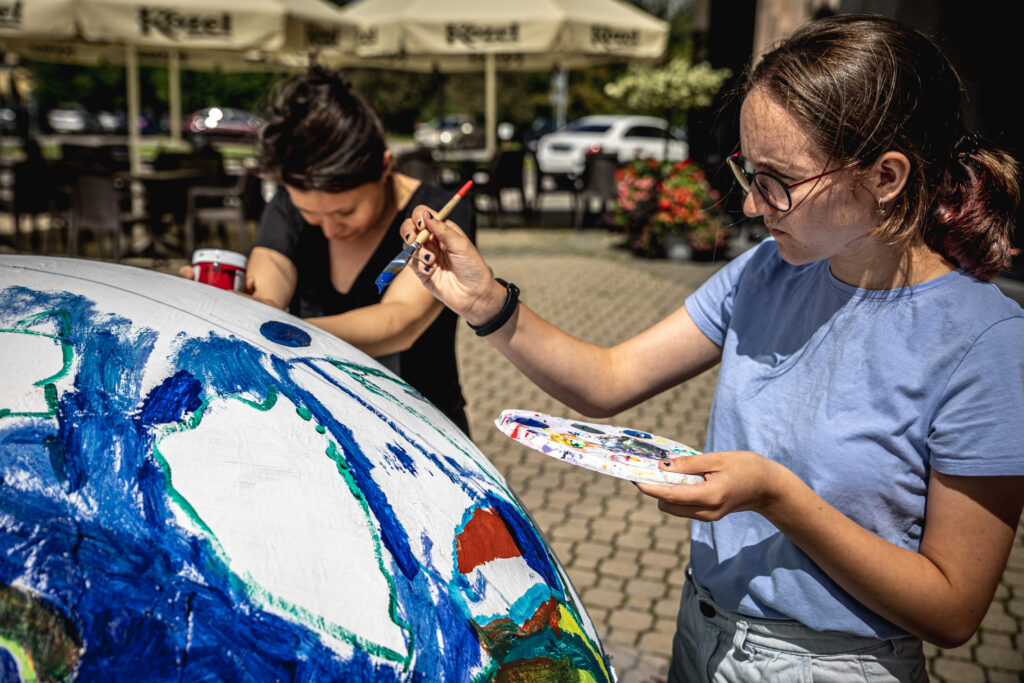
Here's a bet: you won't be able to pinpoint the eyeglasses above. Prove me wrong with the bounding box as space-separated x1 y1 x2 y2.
727 152 858 212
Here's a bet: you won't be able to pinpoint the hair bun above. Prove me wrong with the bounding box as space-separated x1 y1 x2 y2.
955 133 981 160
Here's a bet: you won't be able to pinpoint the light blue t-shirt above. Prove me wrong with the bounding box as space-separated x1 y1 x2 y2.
684 239 1024 639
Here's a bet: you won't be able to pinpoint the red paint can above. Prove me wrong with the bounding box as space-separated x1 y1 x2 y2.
192 249 248 292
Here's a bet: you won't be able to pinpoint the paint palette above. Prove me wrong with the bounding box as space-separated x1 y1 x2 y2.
495 410 705 485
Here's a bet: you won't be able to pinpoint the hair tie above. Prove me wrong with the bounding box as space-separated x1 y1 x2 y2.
955 133 981 160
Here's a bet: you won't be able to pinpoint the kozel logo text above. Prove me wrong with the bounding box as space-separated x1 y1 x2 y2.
591 25 639 47
0 0 22 27
446 23 519 46
138 7 231 40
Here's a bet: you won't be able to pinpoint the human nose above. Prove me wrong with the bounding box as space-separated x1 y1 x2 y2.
742 186 765 218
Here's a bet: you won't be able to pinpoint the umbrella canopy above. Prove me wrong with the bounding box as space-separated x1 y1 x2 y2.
2 0 354 170
0 0 77 41
336 0 668 154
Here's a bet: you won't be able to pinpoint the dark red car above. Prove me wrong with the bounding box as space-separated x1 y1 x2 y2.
184 107 264 143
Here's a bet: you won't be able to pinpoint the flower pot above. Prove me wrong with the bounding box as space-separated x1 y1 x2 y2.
665 233 692 261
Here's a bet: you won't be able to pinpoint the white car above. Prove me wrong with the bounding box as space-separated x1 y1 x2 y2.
535 115 688 176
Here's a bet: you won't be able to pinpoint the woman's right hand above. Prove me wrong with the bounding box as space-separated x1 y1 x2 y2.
403 206 507 326
177 264 256 296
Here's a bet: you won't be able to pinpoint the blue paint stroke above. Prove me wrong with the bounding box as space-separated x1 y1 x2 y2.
386 443 417 474
623 429 653 439
259 321 311 348
137 371 203 427
512 416 549 429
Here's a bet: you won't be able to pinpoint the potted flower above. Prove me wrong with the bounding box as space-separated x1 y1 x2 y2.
608 158 728 259
608 158 661 242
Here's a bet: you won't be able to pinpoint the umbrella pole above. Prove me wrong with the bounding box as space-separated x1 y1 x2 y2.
169 49 181 145
126 44 142 175
485 52 496 158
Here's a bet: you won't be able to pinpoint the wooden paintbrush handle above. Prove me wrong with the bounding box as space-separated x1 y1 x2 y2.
412 227 431 246
414 180 472 246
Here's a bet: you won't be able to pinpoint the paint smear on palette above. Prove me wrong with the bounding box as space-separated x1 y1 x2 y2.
495 410 705 485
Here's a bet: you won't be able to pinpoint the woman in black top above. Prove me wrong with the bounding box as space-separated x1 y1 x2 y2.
190 67 475 433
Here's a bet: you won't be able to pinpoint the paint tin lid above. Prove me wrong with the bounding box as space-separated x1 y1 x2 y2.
192 249 248 270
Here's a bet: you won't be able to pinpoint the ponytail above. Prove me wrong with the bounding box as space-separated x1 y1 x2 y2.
927 141 1020 281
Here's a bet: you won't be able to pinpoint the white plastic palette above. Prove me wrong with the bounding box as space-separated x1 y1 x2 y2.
495 409 705 486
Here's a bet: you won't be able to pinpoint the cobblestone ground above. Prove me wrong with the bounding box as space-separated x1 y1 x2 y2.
4 221 1020 681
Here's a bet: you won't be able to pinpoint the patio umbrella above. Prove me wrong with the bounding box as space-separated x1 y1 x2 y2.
336 0 669 154
2 0 354 171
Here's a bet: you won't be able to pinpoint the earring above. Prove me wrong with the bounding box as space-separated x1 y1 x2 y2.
877 200 886 217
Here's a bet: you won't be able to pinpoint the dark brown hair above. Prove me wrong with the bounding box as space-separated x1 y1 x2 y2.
258 66 388 193
746 13 1019 281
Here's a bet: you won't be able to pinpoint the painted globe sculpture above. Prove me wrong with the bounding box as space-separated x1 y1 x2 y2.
0 256 611 682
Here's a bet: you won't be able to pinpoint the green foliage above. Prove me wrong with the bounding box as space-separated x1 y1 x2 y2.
604 57 731 113
24 60 279 117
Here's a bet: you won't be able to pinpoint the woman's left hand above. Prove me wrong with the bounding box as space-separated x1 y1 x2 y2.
636 451 788 521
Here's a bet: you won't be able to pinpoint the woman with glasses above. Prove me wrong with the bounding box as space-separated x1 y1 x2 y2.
403 13 1022 681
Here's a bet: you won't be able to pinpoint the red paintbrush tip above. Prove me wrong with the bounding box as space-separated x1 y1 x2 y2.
456 180 473 198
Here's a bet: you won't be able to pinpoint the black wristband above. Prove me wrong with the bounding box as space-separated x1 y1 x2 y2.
467 278 520 337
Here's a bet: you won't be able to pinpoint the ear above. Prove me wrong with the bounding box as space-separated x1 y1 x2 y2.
870 150 911 205
381 149 394 178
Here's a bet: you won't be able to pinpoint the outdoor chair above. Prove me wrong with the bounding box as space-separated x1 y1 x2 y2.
60 171 148 261
147 146 228 231
2 140 52 250
183 170 266 255
573 152 619 229
473 148 529 223
533 171 581 219
394 148 439 185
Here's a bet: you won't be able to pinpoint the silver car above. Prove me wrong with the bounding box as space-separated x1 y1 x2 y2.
535 115 688 177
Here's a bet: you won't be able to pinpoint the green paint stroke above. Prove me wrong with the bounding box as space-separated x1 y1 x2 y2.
0 310 74 420
150 386 413 669
0 584 81 682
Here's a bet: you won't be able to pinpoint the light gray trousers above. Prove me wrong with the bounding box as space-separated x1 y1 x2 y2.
668 567 928 683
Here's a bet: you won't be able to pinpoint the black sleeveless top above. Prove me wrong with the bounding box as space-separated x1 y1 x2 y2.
254 182 476 431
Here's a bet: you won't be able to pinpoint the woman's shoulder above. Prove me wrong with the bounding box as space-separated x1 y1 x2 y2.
399 179 452 210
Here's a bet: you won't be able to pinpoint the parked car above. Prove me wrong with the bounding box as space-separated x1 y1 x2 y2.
535 115 688 177
96 110 127 134
413 115 481 150
184 107 264 142
46 103 101 134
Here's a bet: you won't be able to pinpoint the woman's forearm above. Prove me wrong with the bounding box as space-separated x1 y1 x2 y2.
761 467 1020 646
306 300 442 358
483 303 627 416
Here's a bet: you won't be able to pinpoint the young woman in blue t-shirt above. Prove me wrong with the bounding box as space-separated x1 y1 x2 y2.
402 13 1023 681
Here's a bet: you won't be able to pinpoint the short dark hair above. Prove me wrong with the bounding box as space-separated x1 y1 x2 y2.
259 66 388 193
747 13 1019 281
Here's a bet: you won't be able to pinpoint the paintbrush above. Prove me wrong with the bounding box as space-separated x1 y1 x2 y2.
374 180 473 293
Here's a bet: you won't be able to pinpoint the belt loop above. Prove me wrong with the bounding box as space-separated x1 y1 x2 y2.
732 620 751 659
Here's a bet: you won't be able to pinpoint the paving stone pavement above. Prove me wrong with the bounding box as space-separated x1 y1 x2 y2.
3 222 1021 681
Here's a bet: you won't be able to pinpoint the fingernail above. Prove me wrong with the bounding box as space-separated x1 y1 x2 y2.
423 253 431 262
416 219 423 228
424 265 432 273
403 232 411 241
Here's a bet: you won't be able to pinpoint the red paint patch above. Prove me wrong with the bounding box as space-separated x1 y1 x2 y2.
456 507 523 574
